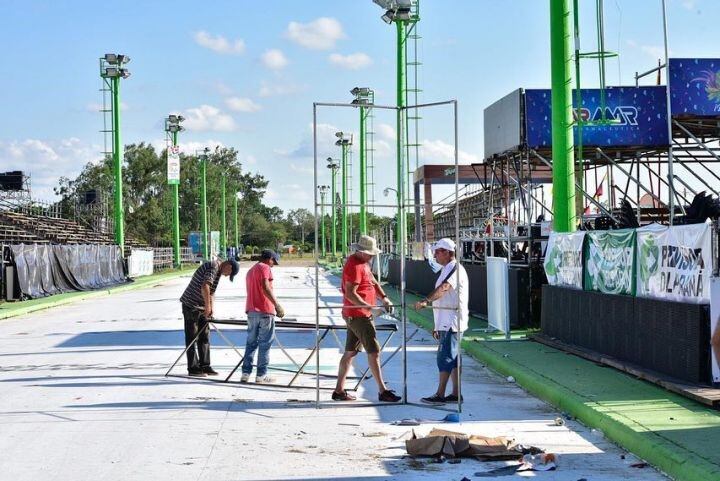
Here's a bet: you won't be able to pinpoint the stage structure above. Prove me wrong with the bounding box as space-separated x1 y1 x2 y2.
313 97 462 411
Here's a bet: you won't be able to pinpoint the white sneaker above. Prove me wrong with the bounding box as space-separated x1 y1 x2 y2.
255 375 276 384
240 373 250 383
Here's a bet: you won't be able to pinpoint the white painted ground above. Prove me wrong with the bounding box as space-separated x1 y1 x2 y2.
0 264 667 481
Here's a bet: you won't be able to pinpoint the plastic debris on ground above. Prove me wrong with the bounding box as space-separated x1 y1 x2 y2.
391 413 460 426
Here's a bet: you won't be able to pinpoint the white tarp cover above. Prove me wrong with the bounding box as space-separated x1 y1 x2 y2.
486 256 509 334
543 231 586 289
636 222 711 304
128 249 154 278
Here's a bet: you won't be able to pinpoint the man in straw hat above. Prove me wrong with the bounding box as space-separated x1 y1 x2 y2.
332 235 401 402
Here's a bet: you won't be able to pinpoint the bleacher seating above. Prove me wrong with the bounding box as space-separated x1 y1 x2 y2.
0 210 146 248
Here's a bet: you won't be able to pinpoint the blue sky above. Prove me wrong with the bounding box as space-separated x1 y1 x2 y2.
1 0 717 213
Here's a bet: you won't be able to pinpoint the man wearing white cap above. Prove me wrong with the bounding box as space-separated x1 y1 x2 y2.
414 238 469 404
332 235 401 403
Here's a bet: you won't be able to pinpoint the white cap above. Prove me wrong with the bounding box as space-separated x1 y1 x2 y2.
433 238 456 252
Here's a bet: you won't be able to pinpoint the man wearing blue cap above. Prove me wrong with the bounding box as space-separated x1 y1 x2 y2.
241 249 284 383
180 258 240 377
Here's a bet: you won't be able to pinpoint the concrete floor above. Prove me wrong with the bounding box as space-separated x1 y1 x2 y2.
0 265 668 481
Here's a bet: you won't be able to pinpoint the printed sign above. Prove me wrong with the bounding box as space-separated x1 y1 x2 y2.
669 58 720 116
636 222 712 304
167 145 180 185
525 86 670 149
544 231 585 289
585 229 636 295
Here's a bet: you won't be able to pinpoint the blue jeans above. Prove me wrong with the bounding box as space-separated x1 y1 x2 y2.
242 312 276 377
436 330 458 373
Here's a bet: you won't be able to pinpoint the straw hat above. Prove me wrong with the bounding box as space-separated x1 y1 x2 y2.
351 235 381 256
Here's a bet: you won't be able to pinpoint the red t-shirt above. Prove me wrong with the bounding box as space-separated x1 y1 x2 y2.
341 254 376 318
245 262 276 315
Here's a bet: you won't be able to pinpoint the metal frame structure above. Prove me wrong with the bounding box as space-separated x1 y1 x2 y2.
313 98 462 411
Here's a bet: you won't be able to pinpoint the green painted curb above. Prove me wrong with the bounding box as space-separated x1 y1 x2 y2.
0 269 190 320
387 290 720 481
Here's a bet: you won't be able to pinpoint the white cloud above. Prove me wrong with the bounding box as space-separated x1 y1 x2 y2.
193 31 245 55
681 0 696 11
182 105 236 132
377 123 396 141
0 137 102 200
328 52 373 70
290 163 314 175
266 184 312 204
150 138 227 156
421 139 479 164
285 122 352 159
627 39 668 60
261 49 288 70
258 81 305 97
285 17 345 50
225 97 262 112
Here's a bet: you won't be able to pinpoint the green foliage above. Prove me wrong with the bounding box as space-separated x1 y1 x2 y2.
54 143 290 247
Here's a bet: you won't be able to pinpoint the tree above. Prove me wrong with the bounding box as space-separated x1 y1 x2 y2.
286 208 315 244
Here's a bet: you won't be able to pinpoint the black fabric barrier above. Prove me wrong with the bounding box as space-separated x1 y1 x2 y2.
541 285 711 384
386 259 535 327
10 244 127 299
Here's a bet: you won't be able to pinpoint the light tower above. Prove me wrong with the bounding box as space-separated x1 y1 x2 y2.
371 0 415 254
335 132 353 258
318 185 329 258
100 53 131 252
326 158 340 258
351 87 374 235
165 114 185 268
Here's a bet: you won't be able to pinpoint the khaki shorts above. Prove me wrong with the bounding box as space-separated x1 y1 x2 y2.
344 316 381 353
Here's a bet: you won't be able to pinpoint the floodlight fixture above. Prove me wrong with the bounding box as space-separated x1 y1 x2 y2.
335 131 344 138
104 53 118 64
381 11 394 24
120 69 131 79
383 186 398 197
350 87 371 96
103 67 119 77
117 54 131 65
169 114 179 123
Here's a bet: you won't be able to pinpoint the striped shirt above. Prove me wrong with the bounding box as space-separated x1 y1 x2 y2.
180 260 222 309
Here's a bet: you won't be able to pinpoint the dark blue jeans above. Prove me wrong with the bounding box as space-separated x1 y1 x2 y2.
242 312 276 377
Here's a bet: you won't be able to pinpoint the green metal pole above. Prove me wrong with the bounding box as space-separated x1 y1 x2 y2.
111 75 125 251
320 190 327 257
234 194 239 253
331 168 337 258
221 174 226 258
341 144 348 258
201 154 209 259
171 131 181 268
550 0 576 233
396 20 407 254
359 106 368 235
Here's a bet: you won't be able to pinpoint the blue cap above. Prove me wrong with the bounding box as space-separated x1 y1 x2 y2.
261 249 280 265
227 259 240 282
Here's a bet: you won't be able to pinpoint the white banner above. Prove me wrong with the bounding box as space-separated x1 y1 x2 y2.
128 249 154 278
167 145 180 185
636 222 712 304
544 231 585 289
711 278 720 383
